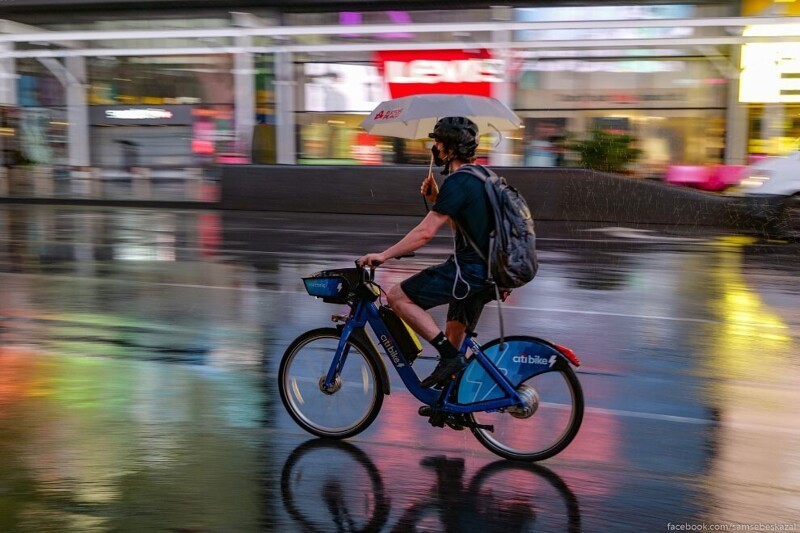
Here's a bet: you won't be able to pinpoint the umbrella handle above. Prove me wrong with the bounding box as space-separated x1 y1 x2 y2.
423 153 435 213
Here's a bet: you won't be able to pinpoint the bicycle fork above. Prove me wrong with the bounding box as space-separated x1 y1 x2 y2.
321 324 354 394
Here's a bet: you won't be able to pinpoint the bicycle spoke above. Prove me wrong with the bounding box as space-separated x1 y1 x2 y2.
279 329 383 439
471 368 583 461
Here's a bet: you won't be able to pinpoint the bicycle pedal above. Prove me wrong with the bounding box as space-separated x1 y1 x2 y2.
427 412 446 428
418 405 433 417
445 416 466 431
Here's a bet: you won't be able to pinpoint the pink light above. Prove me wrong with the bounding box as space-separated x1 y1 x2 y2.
339 11 414 39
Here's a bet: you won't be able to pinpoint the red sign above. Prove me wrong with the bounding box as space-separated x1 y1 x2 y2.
374 49 503 98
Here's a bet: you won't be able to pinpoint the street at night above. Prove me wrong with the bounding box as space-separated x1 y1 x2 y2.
0 205 797 531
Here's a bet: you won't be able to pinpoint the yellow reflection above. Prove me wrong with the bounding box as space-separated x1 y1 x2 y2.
706 237 791 380
700 237 799 524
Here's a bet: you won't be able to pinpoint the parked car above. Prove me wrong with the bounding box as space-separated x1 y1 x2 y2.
726 152 800 240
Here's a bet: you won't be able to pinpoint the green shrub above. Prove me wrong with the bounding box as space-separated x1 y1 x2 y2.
570 129 642 173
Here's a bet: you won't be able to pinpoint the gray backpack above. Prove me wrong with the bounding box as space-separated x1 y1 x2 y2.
456 165 538 290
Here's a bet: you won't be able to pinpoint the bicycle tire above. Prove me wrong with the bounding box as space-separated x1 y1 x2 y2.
279 327 384 439
468 337 584 462
281 439 390 533
468 461 582 532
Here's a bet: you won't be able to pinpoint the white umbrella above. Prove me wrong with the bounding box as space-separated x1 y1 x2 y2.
360 94 521 139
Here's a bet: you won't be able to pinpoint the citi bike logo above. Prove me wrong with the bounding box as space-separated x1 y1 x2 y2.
512 354 557 367
380 335 405 368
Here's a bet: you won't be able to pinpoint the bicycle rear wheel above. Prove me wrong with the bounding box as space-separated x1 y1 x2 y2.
279 327 383 439
469 363 583 462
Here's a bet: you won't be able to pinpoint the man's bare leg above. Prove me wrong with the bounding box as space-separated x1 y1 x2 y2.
445 321 467 352
388 284 468 387
386 284 440 341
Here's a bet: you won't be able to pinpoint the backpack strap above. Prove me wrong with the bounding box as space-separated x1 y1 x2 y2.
453 165 508 347
458 164 497 182
450 165 493 264
454 219 487 263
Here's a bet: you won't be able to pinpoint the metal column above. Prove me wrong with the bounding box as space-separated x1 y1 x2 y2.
724 46 748 165
275 51 296 164
65 57 90 168
234 37 255 161
490 7 515 167
0 43 15 106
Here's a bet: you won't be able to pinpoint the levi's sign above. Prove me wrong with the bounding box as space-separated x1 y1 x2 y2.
374 49 503 98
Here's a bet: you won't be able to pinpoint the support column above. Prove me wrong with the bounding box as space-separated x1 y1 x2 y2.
234 38 255 161
725 46 749 165
275 51 296 164
65 57 90 169
0 43 16 106
0 43 14 192
490 6 516 167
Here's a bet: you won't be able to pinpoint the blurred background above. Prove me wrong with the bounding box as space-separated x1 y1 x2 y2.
1 3 799 530
0 0 799 200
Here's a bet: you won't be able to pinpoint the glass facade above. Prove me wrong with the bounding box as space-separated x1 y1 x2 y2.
287 3 736 170
0 0 775 200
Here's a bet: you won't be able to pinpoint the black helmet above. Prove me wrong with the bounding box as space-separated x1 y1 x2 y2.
428 117 479 161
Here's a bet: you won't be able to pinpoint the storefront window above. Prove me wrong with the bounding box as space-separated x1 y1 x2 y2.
515 56 728 173
746 105 800 158
85 55 237 169
739 24 800 159
88 55 234 106
297 59 388 165
14 60 68 168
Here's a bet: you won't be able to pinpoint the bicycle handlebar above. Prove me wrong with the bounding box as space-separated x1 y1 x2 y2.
354 253 416 282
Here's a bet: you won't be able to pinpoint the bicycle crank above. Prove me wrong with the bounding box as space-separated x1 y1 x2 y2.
418 406 494 432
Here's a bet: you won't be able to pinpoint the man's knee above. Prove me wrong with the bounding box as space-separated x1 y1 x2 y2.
387 284 409 309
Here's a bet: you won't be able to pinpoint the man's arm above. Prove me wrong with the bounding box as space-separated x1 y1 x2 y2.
358 210 450 267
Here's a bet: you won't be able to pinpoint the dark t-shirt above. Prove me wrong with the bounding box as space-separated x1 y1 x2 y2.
432 167 492 264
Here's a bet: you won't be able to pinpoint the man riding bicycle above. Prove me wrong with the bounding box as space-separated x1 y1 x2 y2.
358 117 496 388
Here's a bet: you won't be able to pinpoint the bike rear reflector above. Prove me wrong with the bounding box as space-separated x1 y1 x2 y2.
555 344 581 367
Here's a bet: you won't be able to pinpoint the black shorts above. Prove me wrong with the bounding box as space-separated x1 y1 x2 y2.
400 256 496 332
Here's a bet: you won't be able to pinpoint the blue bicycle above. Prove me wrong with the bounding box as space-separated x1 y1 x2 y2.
279 262 584 461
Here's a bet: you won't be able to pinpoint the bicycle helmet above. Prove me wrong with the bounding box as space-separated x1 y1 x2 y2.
429 117 479 163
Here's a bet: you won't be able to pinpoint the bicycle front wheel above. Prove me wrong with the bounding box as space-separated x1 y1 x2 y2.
470 363 584 462
279 328 384 439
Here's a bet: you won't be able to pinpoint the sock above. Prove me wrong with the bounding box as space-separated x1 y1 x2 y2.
431 332 459 359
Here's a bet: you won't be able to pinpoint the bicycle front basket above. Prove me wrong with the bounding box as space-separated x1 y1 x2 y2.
302 268 362 304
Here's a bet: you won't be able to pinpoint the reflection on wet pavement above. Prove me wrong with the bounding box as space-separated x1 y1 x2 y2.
0 205 798 530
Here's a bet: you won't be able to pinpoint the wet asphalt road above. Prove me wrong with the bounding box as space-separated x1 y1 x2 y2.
0 205 798 532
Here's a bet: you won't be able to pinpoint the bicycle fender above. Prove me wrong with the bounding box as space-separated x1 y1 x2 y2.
350 327 392 396
457 336 570 405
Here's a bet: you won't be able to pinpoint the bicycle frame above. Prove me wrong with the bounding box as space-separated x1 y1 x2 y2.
324 297 525 413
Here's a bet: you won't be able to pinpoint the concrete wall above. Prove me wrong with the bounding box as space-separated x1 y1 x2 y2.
221 165 743 227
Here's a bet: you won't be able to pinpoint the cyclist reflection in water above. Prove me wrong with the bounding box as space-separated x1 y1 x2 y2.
358 117 497 388
394 456 535 533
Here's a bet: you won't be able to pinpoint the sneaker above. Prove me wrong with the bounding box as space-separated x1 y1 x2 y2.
420 354 467 388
